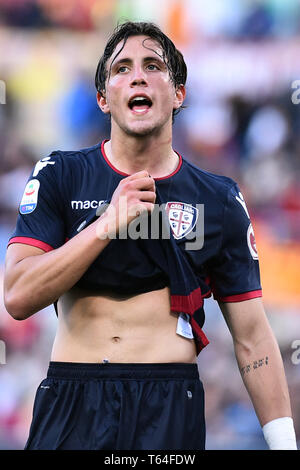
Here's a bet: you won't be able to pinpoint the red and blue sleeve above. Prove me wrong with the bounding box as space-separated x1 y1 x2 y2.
8 153 66 253
209 183 262 303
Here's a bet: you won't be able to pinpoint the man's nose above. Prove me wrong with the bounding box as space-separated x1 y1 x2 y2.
130 66 147 87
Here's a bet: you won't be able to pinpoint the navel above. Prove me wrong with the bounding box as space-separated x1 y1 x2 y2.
111 336 121 343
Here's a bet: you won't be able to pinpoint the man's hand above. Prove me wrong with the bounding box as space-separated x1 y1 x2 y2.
96 170 156 239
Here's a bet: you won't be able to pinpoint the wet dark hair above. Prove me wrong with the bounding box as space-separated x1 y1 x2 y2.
95 21 187 120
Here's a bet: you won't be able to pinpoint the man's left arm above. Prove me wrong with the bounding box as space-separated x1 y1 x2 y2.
219 297 297 450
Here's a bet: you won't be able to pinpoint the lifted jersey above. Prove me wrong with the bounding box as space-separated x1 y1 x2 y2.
8 141 262 353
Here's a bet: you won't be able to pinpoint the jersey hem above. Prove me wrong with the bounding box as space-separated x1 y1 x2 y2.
214 289 262 303
7 236 54 253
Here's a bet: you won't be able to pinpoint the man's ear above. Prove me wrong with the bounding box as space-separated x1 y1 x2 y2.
97 90 110 114
173 84 186 111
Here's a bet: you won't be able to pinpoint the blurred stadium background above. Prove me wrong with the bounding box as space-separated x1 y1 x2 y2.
0 0 300 450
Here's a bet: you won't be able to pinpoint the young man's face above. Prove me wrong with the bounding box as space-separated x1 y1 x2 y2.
98 35 185 137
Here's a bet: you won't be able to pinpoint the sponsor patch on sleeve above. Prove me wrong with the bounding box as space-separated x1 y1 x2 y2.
20 179 40 214
247 223 259 260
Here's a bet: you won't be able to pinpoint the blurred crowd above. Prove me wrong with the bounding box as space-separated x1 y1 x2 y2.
0 0 300 450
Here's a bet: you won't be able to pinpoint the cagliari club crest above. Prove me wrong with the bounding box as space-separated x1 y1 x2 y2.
165 202 199 239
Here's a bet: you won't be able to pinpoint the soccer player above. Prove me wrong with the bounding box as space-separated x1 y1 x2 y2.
4 22 297 450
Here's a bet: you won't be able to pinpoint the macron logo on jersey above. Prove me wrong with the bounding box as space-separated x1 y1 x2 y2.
71 200 106 210
235 192 250 219
33 157 55 177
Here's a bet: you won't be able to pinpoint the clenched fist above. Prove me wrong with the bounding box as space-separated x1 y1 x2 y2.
96 170 156 239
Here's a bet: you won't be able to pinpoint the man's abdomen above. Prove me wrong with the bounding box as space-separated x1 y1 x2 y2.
51 286 197 363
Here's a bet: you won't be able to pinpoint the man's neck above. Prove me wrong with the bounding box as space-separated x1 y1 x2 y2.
104 131 179 178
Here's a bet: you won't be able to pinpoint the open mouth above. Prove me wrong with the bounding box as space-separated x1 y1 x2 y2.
128 95 153 114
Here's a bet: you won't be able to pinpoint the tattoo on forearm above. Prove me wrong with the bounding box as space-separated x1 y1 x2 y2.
240 356 269 377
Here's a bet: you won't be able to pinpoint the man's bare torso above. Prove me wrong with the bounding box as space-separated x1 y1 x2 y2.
52 286 197 363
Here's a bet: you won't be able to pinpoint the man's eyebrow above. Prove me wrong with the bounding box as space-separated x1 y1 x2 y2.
143 56 166 65
111 55 166 69
110 57 132 69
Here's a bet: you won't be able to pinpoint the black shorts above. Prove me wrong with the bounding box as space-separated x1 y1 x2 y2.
25 362 206 450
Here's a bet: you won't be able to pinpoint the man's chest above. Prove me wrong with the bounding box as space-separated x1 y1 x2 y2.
62 173 223 267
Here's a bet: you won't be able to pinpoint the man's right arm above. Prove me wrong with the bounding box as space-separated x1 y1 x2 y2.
4 170 156 320
4 217 111 320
